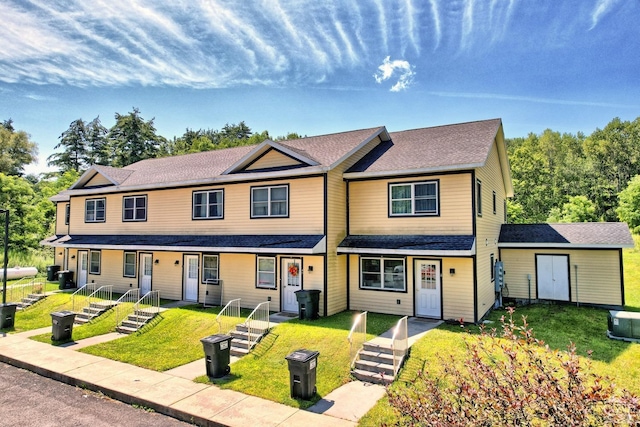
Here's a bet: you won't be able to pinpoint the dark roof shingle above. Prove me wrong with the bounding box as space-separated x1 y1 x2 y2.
499 223 634 247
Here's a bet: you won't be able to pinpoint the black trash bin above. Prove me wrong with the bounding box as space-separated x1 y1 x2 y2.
200 334 232 378
285 349 319 400
51 310 76 341
0 303 18 329
294 289 321 320
58 270 73 290
46 265 61 282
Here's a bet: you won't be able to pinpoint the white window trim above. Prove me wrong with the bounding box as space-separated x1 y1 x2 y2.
89 250 101 275
389 181 439 216
123 252 136 278
123 195 147 222
360 257 406 292
251 185 289 218
476 179 483 217
202 254 219 283
85 198 106 223
256 256 277 288
193 190 224 220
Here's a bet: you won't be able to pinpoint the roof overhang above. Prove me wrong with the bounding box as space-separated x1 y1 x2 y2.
337 235 476 257
499 243 634 250
43 235 327 255
343 163 483 181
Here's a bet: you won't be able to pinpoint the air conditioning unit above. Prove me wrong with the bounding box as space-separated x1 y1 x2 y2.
607 310 640 341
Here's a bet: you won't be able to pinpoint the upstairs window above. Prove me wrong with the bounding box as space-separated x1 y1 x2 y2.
85 198 105 223
389 181 438 216
251 185 288 218
476 179 483 217
123 195 147 221
193 190 223 219
64 203 70 225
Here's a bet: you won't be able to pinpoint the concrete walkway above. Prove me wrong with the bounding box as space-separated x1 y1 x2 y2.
0 314 441 426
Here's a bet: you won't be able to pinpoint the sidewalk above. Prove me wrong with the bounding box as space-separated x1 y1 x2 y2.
0 315 441 426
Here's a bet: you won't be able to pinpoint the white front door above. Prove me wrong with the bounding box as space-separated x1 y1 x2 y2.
282 258 301 312
140 254 153 295
537 255 569 301
78 251 88 287
184 255 199 302
415 260 441 318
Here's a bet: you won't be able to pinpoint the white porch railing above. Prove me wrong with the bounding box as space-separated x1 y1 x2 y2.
71 283 98 311
348 311 367 368
391 316 409 376
114 289 140 328
216 298 240 334
246 301 270 351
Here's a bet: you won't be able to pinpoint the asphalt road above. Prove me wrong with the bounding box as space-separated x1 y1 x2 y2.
0 362 193 426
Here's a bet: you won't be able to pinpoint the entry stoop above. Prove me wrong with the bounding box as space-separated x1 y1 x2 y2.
229 322 270 357
352 342 402 385
116 309 158 334
74 301 117 324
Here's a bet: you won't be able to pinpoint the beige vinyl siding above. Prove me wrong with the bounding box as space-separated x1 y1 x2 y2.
299 256 326 316
500 248 623 306
245 150 302 170
475 140 508 320
349 255 414 316
219 253 279 310
55 203 69 235
325 135 384 315
349 173 473 235
86 250 137 294
442 258 475 321
85 173 113 187
68 176 324 235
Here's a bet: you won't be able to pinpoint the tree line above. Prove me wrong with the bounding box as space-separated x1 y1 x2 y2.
1 111 639 254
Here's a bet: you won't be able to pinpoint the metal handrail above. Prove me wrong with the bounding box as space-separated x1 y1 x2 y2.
216 298 240 334
246 301 270 351
390 316 409 376
0 276 43 303
84 285 113 314
133 291 160 327
347 311 367 368
114 289 140 328
71 283 98 311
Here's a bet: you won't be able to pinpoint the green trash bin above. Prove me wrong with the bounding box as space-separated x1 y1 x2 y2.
0 303 18 329
46 265 61 282
58 270 73 290
294 289 321 320
201 334 232 378
51 310 76 341
285 349 319 400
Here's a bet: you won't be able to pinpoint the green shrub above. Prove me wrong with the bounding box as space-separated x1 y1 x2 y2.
387 307 640 426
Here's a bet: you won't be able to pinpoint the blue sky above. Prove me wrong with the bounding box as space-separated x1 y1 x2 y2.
1 0 638 175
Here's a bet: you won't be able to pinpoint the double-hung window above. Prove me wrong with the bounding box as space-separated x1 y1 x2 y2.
202 255 219 283
389 181 438 216
64 204 70 225
123 195 147 221
251 185 288 218
85 198 106 222
476 179 483 217
256 256 276 288
123 252 136 277
193 190 223 219
361 257 406 291
89 250 101 275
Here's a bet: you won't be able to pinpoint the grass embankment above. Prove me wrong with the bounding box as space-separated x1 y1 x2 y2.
361 239 640 425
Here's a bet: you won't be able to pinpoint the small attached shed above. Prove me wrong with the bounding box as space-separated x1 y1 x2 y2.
498 223 635 308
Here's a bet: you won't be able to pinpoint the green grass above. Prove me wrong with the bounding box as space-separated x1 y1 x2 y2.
79 305 245 371
5 292 74 332
361 239 640 426
199 311 399 409
30 307 118 344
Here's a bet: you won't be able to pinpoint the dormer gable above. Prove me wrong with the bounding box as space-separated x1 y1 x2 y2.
223 140 320 174
70 165 133 190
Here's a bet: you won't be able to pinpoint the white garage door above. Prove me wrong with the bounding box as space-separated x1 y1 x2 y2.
537 255 569 301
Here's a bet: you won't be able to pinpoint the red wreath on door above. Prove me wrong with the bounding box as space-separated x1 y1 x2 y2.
288 264 299 277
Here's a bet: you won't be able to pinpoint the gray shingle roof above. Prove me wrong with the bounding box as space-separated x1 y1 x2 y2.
346 119 502 174
499 223 634 248
337 235 475 255
45 234 325 253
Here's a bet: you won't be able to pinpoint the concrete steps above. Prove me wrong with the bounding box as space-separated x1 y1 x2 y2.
351 342 403 385
229 323 270 357
18 293 47 310
74 301 117 324
116 309 158 334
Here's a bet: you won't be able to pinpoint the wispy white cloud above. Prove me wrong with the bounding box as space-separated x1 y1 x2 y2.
429 91 638 109
590 0 620 29
374 56 416 92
